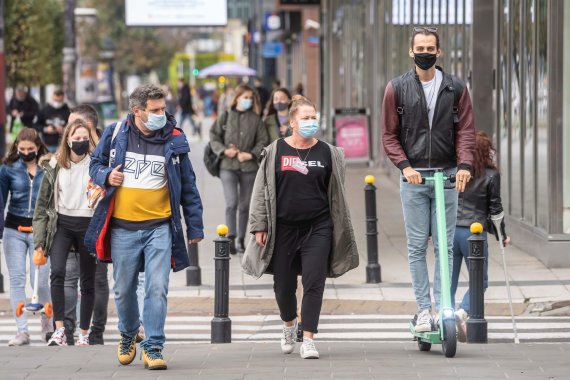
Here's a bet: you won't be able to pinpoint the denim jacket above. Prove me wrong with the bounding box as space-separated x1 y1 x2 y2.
0 159 44 219
84 113 204 272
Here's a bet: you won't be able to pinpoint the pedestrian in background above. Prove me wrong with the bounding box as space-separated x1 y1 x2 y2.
209 84 268 254
35 89 70 152
177 78 199 138
0 128 51 346
381 26 475 333
264 87 293 143
242 95 359 359
33 119 99 346
60 104 110 345
8 87 39 132
86 85 204 370
451 131 510 342
253 77 270 112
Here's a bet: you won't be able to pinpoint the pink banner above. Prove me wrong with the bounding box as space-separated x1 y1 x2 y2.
334 114 370 159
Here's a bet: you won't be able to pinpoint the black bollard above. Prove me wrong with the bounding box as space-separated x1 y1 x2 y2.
211 225 231 343
364 175 381 283
466 222 488 343
186 242 202 286
0 245 4 293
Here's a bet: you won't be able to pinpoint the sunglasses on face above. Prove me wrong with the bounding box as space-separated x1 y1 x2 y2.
413 26 438 33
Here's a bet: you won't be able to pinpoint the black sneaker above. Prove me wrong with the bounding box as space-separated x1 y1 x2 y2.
236 238 245 254
89 330 104 345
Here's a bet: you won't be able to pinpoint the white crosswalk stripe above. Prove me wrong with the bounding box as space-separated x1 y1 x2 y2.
1 315 568 345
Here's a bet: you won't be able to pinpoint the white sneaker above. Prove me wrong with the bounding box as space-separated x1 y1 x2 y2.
8 331 30 346
455 309 468 342
300 338 319 359
47 327 67 346
76 332 90 346
280 322 297 354
415 309 433 333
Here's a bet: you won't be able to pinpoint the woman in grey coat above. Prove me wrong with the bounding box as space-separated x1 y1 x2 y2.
209 84 269 253
242 95 359 359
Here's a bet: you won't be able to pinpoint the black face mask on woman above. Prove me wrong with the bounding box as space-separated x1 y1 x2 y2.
19 151 37 162
70 140 90 156
413 53 437 71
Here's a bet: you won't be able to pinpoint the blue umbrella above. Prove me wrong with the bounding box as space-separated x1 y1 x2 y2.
198 61 257 78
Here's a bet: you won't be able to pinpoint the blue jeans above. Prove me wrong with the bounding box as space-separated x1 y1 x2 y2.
111 224 172 350
400 168 458 312
3 228 51 332
451 227 489 314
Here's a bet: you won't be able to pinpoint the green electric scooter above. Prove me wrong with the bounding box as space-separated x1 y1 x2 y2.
405 169 457 358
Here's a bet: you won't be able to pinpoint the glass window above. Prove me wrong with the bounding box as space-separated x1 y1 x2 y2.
536 0 549 230
523 0 536 224
510 0 522 218
499 0 510 215
563 0 570 233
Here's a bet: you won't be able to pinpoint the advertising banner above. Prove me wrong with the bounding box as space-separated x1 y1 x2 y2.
333 109 370 162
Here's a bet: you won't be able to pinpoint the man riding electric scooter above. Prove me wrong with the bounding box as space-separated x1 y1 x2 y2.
381 26 475 340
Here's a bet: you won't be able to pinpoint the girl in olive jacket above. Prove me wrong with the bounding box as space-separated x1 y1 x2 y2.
209 84 268 254
242 95 359 360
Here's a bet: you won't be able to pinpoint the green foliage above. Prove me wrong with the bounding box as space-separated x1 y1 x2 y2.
5 0 64 87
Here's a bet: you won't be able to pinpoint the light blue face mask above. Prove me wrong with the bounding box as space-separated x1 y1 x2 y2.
298 119 319 138
144 112 167 131
239 98 253 111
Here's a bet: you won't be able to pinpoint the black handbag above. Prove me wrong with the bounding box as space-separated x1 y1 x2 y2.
203 111 228 177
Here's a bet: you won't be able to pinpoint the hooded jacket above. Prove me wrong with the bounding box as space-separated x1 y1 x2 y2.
84 113 204 272
241 139 359 279
32 155 61 254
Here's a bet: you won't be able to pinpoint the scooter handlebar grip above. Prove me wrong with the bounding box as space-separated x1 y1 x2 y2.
402 178 426 184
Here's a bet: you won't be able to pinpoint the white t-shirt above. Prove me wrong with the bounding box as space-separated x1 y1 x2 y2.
57 155 93 217
421 69 443 128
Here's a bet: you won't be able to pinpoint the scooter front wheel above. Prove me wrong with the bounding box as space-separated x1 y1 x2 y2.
418 340 432 351
442 319 457 358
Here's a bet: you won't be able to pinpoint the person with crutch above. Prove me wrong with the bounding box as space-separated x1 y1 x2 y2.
451 131 511 342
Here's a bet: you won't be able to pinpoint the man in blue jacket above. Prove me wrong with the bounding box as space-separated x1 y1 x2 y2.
85 85 204 370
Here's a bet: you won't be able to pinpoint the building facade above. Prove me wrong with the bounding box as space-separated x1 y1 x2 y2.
320 0 570 266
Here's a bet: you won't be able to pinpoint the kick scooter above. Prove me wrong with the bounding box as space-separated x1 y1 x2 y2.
405 169 457 358
15 227 53 320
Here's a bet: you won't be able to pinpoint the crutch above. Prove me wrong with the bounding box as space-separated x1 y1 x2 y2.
490 212 519 343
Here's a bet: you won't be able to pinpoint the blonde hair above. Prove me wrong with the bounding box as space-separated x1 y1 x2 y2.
230 84 261 115
289 94 316 120
56 119 99 169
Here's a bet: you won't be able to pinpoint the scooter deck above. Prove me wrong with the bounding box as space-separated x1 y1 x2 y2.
409 322 443 344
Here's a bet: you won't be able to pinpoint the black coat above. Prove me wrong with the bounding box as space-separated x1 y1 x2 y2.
35 103 71 147
8 94 39 129
456 168 504 233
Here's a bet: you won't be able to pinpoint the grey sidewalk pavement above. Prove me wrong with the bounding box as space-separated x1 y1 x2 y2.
1 117 569 316
1 342 569 379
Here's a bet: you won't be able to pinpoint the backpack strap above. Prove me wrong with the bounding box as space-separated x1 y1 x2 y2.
449 77 464 122
111 120 122 142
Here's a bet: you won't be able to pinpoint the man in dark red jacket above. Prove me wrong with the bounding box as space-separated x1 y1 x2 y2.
381 27 475 333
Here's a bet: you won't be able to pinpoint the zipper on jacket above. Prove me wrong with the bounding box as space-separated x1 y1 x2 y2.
27 176 33 214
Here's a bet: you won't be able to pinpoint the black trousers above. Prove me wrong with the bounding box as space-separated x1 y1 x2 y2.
49 214 96 330
271 216 332 333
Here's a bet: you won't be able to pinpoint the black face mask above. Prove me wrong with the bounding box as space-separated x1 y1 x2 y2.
70 140 90 156
413 53 437 71
273 102 289 111
19 151 37 162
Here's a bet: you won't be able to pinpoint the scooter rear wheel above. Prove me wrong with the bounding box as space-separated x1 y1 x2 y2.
442 319 457 358
418 340 432 351
15 302 25 317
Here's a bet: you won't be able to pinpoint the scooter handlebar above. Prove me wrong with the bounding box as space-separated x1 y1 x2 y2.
402 177 426 184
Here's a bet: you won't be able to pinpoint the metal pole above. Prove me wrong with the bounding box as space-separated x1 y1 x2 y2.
211 224 231 343
63 0 76 105
466 222 488 343
364 175 381 283
0 0 5 292
186 242 201 286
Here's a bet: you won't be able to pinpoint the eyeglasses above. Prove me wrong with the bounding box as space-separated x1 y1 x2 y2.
413 26 438 33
